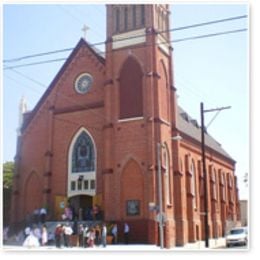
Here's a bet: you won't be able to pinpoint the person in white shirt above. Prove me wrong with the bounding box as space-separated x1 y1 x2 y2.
83 225 89 247
111 223 118 244
41 224 48 246
101 223 107 247
124 222 130 244
33 225 41 243
63 223 73 247
40 207 47 223
24 226 31 239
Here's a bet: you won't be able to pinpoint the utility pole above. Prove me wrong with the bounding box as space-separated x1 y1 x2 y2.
200 102 231 248
157 142 164 249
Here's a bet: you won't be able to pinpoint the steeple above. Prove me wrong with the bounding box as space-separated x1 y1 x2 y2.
105 4 175 123
17 96 27 136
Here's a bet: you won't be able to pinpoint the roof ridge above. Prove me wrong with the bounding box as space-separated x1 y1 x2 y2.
177 105 234 162
21 38 104 133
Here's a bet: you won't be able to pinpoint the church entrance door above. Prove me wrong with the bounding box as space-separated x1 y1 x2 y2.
68 195 93 221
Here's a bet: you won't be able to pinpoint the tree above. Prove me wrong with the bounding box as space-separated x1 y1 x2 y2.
3 161 14 226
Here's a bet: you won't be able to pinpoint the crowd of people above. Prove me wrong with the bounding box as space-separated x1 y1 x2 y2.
5 204 130 248
62 204 103 222
22 224 54 247
24 207 48 226
20 221 130 248
54 222 108 248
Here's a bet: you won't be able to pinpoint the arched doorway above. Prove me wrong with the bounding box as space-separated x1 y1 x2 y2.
66 127 98 217
68 195 95 220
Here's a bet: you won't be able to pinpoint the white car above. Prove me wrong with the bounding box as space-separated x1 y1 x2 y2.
226 227 248 247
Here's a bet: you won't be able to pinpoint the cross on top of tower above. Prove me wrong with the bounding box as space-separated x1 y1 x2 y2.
82 24 90 40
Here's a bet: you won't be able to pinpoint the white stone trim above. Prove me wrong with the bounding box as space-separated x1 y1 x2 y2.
112 28 146 49
118 116 144 123
157 34 170 55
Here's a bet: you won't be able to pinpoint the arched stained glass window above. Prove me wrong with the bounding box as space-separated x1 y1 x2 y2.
72 131 95 173
190 160 197 208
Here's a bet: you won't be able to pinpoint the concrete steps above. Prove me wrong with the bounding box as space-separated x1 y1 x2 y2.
3 220 103 246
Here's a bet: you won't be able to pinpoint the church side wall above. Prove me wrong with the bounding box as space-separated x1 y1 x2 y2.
175 138 238 246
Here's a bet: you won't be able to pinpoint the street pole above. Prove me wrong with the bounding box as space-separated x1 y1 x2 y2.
157 142 164 249
200 102 231 248
200 102 209 248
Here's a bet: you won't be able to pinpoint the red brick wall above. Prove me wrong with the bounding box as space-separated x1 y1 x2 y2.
11 5 239 248
174 138 238 244
13 42 106 222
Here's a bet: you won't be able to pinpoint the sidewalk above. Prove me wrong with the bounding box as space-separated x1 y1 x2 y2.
183 238 226 249
2 238 226 251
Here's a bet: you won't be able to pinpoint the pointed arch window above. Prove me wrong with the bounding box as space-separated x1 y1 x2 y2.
141 5 145 26
133 5 136 28
190 160 197 208
163 145 171 205
119 57 143 119
124 7 128 30
72 131 95 173
116 8 120 32
222 174 226 201
212 169 217 200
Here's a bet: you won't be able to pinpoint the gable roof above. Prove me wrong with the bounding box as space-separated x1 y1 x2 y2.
20 38 234 165
21 38 105 132
177 106 235 163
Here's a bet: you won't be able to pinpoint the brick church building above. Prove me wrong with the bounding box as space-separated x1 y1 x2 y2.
11 4 240 247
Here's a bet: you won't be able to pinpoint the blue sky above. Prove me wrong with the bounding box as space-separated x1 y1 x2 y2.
2 3 249 200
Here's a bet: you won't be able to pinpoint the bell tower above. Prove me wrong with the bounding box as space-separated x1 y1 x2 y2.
103 4 177 247
107 5 171 44
105 4 176 122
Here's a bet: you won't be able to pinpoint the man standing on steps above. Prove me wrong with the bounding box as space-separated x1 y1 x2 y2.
63 223 73 247
101 223 107 248
124 222 130 244
111 223 118 244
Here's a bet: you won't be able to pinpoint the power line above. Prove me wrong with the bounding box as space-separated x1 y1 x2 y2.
3 48 73 63
57 5 105 41
4 58 67 70
173 28 247 43
3 14 247 64
8 68 47 88
57 5 84 25
175 79 217 109
169 15 247 33
3 27 247 71
6 68 109 125
4 74 43 95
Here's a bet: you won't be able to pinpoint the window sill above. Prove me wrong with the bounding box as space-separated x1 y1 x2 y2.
118 117 144 123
